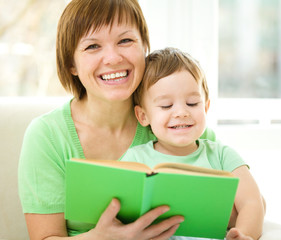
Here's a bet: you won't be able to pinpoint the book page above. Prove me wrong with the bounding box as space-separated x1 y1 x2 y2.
154 162 233 177
71 158 153 174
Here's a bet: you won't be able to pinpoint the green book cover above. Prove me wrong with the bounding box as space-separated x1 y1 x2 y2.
65 159 239 239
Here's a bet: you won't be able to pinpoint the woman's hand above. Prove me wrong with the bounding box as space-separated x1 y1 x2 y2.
89 198 185 240
25 198 184 240
226 228 254 240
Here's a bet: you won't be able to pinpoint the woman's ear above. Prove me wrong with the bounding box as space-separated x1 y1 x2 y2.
70 63 78 76
134 105 150 126
144 45 149 56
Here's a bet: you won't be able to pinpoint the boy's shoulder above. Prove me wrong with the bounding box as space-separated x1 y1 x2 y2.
200 127 217 141
198 138 225 151
121 140 156 162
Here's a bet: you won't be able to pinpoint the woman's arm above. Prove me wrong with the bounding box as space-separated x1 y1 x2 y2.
25 199 184 240
226 166 265 240
25 213 68 239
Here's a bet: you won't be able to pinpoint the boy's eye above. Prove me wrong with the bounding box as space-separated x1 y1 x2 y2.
160 105 172 109
187 103 198 107
85 44 99 50
119 38 133 44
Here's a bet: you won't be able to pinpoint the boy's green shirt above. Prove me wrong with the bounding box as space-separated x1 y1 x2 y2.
122 139 245 172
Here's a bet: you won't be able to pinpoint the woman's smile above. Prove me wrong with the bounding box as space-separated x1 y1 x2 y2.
100 70 128 81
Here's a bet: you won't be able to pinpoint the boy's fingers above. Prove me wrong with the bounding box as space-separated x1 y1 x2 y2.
227 228 239 239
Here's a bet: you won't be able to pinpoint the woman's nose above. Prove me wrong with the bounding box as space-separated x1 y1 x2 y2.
103 47 123 65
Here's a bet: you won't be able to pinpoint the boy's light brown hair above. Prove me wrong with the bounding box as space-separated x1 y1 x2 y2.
134 47 209 106
56 0 150 99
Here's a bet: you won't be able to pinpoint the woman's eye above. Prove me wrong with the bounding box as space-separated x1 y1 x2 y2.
187 103 198 107
85 44 99 50
119 38 133 44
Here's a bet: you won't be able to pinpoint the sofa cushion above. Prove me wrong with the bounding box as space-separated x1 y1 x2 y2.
0 97 66 240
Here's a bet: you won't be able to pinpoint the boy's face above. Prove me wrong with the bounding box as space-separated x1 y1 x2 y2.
135 70 210 155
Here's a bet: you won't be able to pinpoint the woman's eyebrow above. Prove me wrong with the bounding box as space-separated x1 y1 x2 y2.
119 30 134 37
80 37 97 43
80 30 134 43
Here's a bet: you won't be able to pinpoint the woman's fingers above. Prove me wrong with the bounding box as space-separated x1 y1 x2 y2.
97 198 122 225
143 214 184 239
151 223 180 240
95 200 184 240
130 205 184 239
132 205 171 230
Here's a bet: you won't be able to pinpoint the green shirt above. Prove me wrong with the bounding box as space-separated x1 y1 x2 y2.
121 139 246 172
18 99 217 236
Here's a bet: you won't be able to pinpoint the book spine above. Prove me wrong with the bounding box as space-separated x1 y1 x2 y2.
140 174 157 215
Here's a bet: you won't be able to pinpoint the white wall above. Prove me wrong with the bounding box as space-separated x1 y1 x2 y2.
140 0 218 126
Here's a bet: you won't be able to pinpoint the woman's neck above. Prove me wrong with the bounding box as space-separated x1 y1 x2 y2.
71 95 138 160
71 95 136 131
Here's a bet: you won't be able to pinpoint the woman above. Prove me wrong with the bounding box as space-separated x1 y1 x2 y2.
18 0 215 239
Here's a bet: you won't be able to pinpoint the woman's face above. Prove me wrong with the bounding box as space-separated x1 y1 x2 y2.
71 19 147 103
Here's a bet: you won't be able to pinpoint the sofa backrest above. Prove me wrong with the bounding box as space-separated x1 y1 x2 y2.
0 97 68 240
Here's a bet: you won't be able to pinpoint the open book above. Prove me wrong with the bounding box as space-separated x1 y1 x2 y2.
65 158 239 239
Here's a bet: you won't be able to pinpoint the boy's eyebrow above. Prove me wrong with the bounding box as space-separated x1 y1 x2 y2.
153 91 201 103
188 92 202 98
152 94 171 103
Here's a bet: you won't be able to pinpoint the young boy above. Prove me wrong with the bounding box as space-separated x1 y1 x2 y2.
121 48 265 240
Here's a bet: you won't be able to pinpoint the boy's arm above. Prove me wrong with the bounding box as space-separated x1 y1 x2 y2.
227 165 265 240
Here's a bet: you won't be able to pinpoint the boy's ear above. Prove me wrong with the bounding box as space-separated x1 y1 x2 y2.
205 99 210 113
134 105 150 126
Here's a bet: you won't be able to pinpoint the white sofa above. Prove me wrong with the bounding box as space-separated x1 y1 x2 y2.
0 97 281 240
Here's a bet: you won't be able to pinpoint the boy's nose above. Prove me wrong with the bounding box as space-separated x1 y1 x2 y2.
103 47 123 65
174 106 190 118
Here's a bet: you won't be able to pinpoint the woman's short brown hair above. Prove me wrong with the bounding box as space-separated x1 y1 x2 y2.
56 0 150 99
134 47 209 106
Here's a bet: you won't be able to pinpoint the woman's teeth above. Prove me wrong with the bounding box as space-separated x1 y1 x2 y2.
101 71 128 81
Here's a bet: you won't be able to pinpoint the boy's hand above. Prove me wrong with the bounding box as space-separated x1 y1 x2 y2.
226 228 254 240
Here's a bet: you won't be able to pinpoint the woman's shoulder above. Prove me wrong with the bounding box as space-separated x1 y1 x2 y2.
25 100 72 136
131 123 156 147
